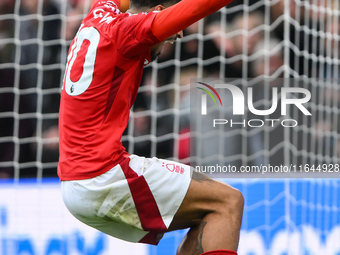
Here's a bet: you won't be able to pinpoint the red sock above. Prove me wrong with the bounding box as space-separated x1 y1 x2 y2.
200 250 237 255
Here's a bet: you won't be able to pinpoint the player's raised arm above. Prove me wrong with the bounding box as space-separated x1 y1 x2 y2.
151 0 233 41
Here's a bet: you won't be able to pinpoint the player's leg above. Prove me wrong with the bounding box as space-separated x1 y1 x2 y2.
167 171 244 255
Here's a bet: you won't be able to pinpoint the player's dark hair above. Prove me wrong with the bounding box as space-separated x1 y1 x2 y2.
129 0 180 9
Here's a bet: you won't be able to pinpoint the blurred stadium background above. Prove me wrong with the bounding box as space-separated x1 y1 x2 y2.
1 0 340 254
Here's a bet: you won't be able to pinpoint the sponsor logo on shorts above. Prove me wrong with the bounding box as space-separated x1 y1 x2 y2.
162 162 185 174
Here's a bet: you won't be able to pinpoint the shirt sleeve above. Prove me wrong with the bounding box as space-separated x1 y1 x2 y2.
151 0 234 41
115 12 161 58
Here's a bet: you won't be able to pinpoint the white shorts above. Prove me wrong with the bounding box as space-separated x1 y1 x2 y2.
61 155 192 245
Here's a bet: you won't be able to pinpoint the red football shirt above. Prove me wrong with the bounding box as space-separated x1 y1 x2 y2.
58 0 161 180
58 0 233 180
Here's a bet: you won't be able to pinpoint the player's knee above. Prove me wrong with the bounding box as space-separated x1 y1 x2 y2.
231 188 244 214
219 185 244 216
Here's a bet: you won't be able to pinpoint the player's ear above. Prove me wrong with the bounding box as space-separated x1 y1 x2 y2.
153 5 165 11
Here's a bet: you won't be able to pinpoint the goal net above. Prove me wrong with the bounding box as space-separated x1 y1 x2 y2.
1 0 339 178
1 0 340 254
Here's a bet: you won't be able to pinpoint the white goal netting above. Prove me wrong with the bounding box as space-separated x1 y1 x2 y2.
1 0 339 179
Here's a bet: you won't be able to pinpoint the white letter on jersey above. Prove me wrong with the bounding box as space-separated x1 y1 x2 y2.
93 8 116 24
93 8 105 18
